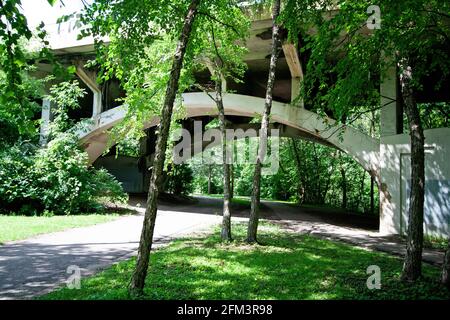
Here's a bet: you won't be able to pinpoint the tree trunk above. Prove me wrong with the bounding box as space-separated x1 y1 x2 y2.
400 60 425 282
356 171 365 212
290 138 305 203
247 0 281 243
369 111 375 215
129 0 200 296
442 238 450 288
312 144 321 203
341 168 347 210
370 176 375 215
208 164 212 194
230 163 234 200
215 76 232 241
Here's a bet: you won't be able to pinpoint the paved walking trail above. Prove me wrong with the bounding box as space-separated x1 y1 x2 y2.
0 196 445 300
261 201 445 267
0 198 225 300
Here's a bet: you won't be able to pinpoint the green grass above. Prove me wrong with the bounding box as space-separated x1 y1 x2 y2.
193 193 294 206
40 222 450 300
423 235 449 251
193 193 251 207
0 214 121 244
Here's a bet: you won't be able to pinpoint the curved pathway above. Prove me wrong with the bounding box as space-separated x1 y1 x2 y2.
0 198 224 300
0 196 444 300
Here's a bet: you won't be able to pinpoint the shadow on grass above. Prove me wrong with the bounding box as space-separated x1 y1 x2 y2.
40 222 450 300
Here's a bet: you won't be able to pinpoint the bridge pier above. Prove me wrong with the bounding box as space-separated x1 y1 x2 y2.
379 65 403 235
282 42 304 108
379 66 450 237
74 61 102 117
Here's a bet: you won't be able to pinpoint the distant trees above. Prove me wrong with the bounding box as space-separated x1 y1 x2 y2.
190 138 379 214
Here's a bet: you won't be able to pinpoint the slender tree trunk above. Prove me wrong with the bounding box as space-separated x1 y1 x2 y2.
208 164 212 194
442 238 450 288
230 163 234 200
321 161 334 204
369 112 376 215
312 144 321 203
129 0 200 296
341 168 347 210
247 0 282 243
400 60 425 282
356 171 365 212
370 176 375 215
215 76 232 241
290 138 305 203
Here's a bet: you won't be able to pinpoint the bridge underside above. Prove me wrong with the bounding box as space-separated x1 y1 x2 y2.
36 18 450 239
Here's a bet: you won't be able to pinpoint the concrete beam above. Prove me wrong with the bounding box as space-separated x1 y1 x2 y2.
282 42 304 107
74 60 102 117
78 93 380 173
282 42 304 79
380 65 403 136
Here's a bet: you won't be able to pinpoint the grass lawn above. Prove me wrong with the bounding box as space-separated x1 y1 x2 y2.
196 194 293 205
0 214 121 244
40 222 450 300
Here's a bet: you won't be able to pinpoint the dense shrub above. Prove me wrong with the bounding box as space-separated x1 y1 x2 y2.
164 163 194 195
0 134 127 216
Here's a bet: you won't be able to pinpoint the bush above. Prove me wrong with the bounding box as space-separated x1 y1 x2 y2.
0 134 127 216
164 163 194 195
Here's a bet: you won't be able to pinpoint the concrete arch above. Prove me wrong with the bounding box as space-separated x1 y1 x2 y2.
78 93 380 174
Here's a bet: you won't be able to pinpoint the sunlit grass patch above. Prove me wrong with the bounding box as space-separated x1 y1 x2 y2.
0 214 123 244
40 221 450 300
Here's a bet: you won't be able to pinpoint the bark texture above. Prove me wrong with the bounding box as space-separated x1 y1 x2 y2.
341 167 347 210
215 76 232 241
129 0 200 296
400 61 425 282
247 0 282 243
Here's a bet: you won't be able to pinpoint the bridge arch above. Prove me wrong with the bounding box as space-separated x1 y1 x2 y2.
78 93 380 174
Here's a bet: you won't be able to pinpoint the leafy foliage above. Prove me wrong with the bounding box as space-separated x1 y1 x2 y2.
164 163 194 195
280 0 450 123
190 137 378 214
0 79 127 216
0 133 127 216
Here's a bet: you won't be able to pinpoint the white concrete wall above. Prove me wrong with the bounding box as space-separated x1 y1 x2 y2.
379 128 450 237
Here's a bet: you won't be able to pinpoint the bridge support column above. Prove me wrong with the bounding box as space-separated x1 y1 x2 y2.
74 61 102 117
379 65 403 235
282 42 304 108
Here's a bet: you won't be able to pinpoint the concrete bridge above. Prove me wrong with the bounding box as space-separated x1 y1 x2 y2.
37 17 450 239
77 92 380 173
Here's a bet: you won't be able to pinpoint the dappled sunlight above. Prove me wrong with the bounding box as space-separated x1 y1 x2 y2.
40 222 450 300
